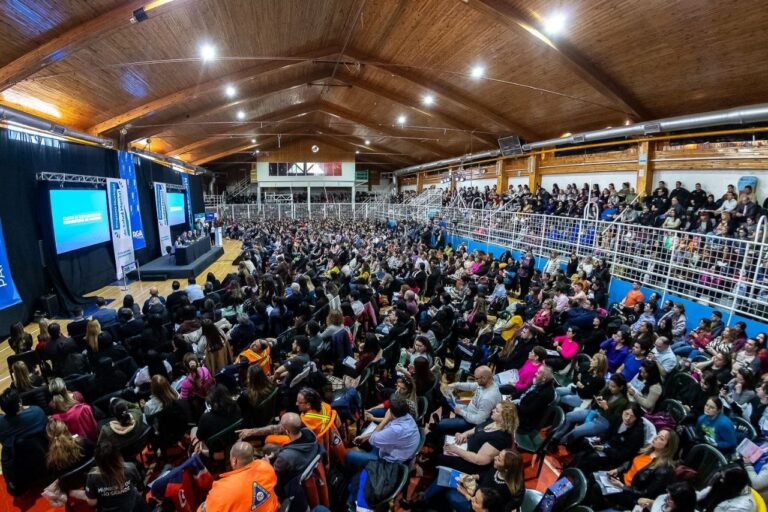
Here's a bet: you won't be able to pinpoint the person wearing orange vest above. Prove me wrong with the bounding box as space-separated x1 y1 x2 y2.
236 339 272 375
236 388 332 445
198 441 279 512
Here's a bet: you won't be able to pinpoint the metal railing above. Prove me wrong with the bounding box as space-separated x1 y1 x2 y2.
212 201 768 325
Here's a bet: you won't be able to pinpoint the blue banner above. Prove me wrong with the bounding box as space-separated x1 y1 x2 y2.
0 220 22 311
180 172 194 230
118 151 146 250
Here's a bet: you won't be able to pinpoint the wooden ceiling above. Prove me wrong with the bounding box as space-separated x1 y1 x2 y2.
1 0 766 172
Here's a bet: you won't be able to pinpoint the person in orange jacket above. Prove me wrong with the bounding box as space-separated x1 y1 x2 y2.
198 441 279 512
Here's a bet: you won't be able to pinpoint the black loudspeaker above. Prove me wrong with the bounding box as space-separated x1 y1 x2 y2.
39 294 60 318
498 135 523 156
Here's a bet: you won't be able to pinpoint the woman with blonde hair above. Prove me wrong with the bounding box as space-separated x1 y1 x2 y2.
49 377 98 442
319 308 344 340
144 374 179 417
599 429 680 510
555 352 608 408
439 401 519 474
46 420 94 478
35 317 51 356
10 360 42 392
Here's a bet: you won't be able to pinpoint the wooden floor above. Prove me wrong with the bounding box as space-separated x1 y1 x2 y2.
0 239 241 392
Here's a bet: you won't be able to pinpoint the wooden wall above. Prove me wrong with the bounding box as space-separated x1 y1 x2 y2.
261 138 354 163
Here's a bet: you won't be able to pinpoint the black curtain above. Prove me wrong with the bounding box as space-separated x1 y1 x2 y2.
0 129 205 332
0 128 117 327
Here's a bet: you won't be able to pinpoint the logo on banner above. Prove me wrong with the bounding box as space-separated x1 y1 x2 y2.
118 151 146 250
107 178 136 280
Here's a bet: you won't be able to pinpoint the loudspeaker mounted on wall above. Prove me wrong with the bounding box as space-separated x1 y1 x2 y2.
498 135 523 157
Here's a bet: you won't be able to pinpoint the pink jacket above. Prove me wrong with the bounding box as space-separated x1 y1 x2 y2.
51 403 98 442
179 367 214 400
515 360 542 391
553 335 580 360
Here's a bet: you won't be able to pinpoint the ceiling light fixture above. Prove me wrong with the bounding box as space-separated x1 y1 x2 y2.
355 150 360 154
422 94 435 106
364 139 371 145
250 138 256 143
624 119 632 126
470 65 485 79
225 85 236 98
236 110 246 120
255 149 260 154
397 115 407 125
543 12 567 36
200 44 216 62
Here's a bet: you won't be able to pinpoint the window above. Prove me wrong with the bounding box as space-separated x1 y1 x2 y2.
268 162 342 176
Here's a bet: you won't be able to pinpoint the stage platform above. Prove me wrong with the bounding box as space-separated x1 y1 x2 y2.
128 246 225 281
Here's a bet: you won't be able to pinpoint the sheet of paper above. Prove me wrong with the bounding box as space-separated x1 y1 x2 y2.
444 435 468 452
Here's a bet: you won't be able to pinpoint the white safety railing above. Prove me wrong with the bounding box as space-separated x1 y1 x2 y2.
216 201 768 326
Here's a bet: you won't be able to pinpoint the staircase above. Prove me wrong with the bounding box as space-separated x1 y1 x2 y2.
226 176 252 198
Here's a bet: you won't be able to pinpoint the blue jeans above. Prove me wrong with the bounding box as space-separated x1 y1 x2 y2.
555 386 584 409
422 480 471 512
346 447 380 469
671 341 694 357
435 417 474 436
554 408 610 443
369 408 387 418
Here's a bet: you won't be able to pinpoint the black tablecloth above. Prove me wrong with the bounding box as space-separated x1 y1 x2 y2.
175 237 211 265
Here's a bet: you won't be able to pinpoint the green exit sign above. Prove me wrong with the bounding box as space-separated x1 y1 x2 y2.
355 170 369 181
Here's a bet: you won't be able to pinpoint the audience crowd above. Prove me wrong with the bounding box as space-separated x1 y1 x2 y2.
1 214 767 512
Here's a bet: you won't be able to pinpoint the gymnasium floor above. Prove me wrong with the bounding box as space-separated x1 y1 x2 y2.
0 238 242 392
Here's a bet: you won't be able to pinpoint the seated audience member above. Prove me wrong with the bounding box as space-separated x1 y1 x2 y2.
696 466 756 512
197 318 233 375
91 297 118 326
49 377 98 442
436 366 501 435
0 387 48 494
199 441 279 512
515 365 556 435
617 341 649 383
238 364 276 428
117 308 145 340
143 374 180 417
185 277 206 303
590 429 679 511
640 482 698 512
179 353 215 404
552 373 629 445
9 361 47 409
9 321 34 353
409 448 524 512
696 397 737 454
84 320 127 368
134 349 173 389
437 401 518 475
45 322 85 377
46 419 95 480
194 384 242 451
627 360 663 413
270 413 322 499
368 373 418 420
165 281 187 314
555 353 608 409
508 345 547 396
142 287 166 316
97 399 148 449
649 336 677 377
600 330 630 373
568 403 645 474
272 336 311 386
347 396 421 468
547 327 580 370
620 281 645 312
71 441 148 511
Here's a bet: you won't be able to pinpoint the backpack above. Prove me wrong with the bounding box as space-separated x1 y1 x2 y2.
362 460 401 507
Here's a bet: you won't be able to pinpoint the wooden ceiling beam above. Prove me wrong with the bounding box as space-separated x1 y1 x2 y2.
0 0 191 92
88 45 339 135
172 103 320 158
317 101 450 158
311 125 417 166
128 70 331 141
465 0 650 120
342 49 540 140
193 142 261 166
333 72 499 148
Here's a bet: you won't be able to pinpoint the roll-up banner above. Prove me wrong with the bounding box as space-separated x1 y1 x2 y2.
154 182 172 255
106 178 136 280
180 172 194 230
0 220 22 311
117 151 146 250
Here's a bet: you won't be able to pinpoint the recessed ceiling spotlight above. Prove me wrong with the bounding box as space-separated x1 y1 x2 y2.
355 150 360 154
200 44 216 62
236 110 246 120
543 12 567 36
397 115 407 125
364 139 371 145
561 132 572 137
255 149 260 154
624 119 632 126
250 138 256 143
470 65 485 79
225 85 236 98
422 94 435 106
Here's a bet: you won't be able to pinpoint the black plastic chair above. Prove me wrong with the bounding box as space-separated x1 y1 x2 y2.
657 398 687 425
683 443 728 490
416 395 428 425
559 467 588 510
732 415 757 443
662 371 698 402
516 405 565 478
58 457 95 493
205 418 244 469
120 425 153 466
